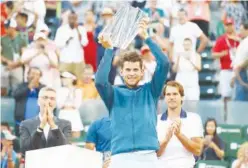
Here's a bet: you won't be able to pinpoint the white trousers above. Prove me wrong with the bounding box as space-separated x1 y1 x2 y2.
109 151 160 168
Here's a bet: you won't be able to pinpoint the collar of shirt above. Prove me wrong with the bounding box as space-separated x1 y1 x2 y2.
161 109 187 121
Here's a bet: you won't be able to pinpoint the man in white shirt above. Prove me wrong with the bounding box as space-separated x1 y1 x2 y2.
169 8 208 62
157 81 204 168
19 87 72 157
55 11 88 79
232 22 248 101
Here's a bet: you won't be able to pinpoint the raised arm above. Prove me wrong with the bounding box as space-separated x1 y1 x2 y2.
146 38 170 98
95 36 114 112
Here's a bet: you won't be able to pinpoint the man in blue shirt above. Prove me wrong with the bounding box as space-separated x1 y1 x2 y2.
13 67 44 136
85 117 111 161
95 18 170 168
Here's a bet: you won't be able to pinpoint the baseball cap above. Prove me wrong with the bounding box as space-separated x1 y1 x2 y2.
141 45 150 55
4 19 17 28
224 18 234 25
33 32 47 41
1 130 16 141
61 71 77 80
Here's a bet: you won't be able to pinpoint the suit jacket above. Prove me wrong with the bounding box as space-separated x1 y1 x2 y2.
19 116 72 156
13 82 44 122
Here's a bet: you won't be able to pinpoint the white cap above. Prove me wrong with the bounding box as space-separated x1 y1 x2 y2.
33 32 47 41
61 71 77 80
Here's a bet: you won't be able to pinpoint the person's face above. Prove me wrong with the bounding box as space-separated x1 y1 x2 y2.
165 86 183 110
150 0 157 9
239 25 248 38
225 24 235 34
38 90 56 111
61 77 74 87
206 121 216 135
102 14 113 24
68 14 77 28
120 61 144 88
27 68 41 82
178 11 187 24
0 125 9 132
16 15 27 27
36 38 47 48
82 68 93 82
244 148 248 161
183 40 192 51
85 11 94 23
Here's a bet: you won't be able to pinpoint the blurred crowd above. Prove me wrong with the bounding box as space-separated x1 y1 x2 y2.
1 0 248 168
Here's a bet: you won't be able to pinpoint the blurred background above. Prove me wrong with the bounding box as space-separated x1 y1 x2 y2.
1 0 248 168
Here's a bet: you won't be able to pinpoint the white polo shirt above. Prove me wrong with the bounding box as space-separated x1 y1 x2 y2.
157 110 203 168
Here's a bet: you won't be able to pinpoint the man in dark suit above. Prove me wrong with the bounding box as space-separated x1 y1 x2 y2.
13 67 44 136
19 87 72 157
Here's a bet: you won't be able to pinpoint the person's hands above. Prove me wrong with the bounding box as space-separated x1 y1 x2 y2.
204 135 212 146
138 17 149 40
172 119 181 136
46 103 57 129
98 34 113 49
103 158 111 168
40 107 48 129
165 126 174 142
7 144 13 159
6 61 16 71
220 50 229 57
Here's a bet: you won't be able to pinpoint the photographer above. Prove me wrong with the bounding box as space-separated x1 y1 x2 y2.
20 32 59 88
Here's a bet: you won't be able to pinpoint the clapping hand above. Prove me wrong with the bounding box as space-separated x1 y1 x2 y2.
98 34 113 49
172 119 181 136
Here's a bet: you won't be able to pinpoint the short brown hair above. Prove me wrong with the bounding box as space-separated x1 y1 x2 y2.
118 51 143 69
38 87 56 97
163 81 184 97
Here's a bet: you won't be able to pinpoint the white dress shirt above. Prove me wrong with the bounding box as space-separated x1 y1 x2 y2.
55 24 88 63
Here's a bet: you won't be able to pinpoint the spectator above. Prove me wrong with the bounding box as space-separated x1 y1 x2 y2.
169 8 208 62
157 81 204 168
186 0 211 37
140 45 157 84
83 10 97 72
143 0 167 25
19 87 72 156
76 64 99 100
222 0 247 33
85 117 111 162
173 38 201 102
169 0 187 28
1 19 27 95
57 72 84 138
15 12 29 43
20 32 59 88
212 18 240 115
1 131 18 168
13 67 44 136
19 0 46 21
55 11 88 79
1 122 20 156
231 142 248 168
201 118 225 160
232 21 248 101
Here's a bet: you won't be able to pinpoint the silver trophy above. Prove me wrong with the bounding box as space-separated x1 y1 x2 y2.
100 3 147 49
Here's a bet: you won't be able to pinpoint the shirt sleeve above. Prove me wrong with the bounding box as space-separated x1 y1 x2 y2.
79 26 88 46
193 23 203 38
169 27 175 43
212 38 223 52
86 121 98 144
